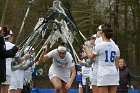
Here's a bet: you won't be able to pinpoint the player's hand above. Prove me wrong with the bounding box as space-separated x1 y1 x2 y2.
12 46 19 53
83 45 88 51
78 59 86 65
84 41 90 46
42 45 47 52
35 61 39 65
65 82 71 90
81 52 87 58
25 52 31 59
22 60 26 65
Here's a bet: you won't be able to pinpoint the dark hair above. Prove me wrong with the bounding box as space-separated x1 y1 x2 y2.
2 26 7 32
86 35 96 41
3 27 13 39
101 22 113 39
3 29 10 36
3 27 8 38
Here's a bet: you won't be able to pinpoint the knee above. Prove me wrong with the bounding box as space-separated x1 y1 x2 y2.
54 85 62 92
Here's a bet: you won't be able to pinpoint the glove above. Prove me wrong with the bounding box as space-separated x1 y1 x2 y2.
12 46 18 53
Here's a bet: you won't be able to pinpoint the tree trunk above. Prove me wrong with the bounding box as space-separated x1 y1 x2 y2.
0 0 9 25
113 0 119 44
124 2 129 67
135 0 140 75
108 0 112 21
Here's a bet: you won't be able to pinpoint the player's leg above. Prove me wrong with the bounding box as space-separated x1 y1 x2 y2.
108 85 117 93
51 76 62 93
61 80 69 93
1 75 11 93
1 84 9 93
98 86 108 93
92 85 98 93
79 83 83 93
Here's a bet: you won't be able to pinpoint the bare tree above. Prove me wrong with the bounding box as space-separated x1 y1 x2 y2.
0 0 9 25
113 0 119 43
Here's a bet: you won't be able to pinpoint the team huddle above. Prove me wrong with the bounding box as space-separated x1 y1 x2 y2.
0 22 131 93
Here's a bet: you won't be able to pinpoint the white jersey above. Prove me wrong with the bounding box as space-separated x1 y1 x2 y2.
23 59 35 85
5 42 15 75
92 41 120 86
47 49 75 82
14 51 24 89
2 42 15 85
95 37 115 46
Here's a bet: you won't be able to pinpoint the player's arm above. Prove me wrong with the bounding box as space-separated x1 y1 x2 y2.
38 52 49 63
65 65 76 89
83 45 96 59
38 46 49 63
70 65 76 84
87 52 96 59
78 59 95 67
115 45 120 69
115 56 120 69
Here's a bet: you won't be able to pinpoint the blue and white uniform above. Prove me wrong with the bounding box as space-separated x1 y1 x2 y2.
23 59 35 85
13 52 24 89
47 49 75 83
95 37 115 46
3 42 15 85
91 41 120 86
3 42 18 90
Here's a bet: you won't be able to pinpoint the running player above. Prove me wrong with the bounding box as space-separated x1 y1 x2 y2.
39 42 76 93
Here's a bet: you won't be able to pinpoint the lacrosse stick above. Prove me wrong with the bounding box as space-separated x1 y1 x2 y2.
53 0 86 43
58 19 79 64
16 0 34 44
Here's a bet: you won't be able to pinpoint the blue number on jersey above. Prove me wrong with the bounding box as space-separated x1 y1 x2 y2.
105 50 116 63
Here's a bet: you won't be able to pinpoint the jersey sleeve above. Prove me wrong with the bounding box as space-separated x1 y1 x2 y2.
95 37 103 45
115 45 120 57
92 43 102 55
47 49 57 58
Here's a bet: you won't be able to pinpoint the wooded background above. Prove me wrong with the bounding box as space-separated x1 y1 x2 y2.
0 0 140 88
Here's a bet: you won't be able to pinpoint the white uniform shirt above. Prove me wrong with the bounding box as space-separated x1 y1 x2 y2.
5 42 15 75
47 49 75 82
95 37 115 46
23 59 35 85
93 42 120 86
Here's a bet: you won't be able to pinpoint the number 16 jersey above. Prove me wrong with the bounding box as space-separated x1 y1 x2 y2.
92 41 120 86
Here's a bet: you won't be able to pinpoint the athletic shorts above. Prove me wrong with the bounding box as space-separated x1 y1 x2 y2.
2 75 11 85
15 70 24 89
48 73 68 83
9 71 17 90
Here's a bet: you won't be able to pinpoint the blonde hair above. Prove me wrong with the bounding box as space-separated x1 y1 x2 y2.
119 58 126 66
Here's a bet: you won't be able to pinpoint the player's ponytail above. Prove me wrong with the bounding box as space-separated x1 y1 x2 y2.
101 22 113 39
